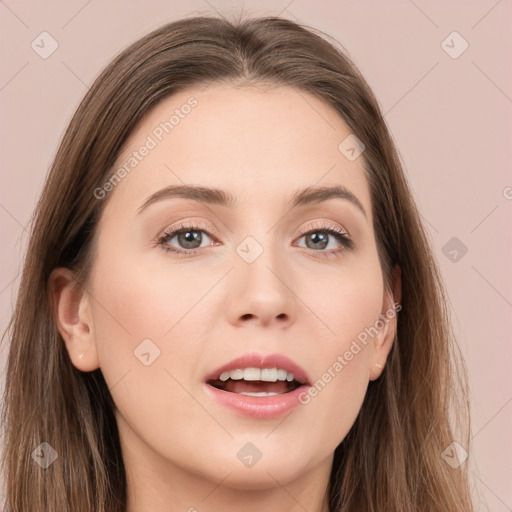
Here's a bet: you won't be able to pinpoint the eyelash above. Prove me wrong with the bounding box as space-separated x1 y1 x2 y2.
156 221 354 259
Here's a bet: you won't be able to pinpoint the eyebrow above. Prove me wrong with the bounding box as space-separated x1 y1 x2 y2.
137 184 367 218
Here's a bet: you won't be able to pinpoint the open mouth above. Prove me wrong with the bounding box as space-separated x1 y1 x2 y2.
207 368 306 396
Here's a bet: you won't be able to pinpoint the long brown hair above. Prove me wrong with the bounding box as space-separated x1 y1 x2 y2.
1 14 474 511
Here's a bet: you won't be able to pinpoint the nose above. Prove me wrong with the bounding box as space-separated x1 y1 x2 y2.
226 242 298 328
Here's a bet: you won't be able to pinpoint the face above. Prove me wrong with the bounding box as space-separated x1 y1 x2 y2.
55 83 397 501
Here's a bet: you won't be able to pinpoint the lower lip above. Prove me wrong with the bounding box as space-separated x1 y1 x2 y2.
203 383 309 419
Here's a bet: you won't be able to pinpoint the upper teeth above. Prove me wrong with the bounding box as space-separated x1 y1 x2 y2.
219 368 295 383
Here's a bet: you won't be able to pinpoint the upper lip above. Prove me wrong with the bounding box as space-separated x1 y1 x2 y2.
205 351 311 385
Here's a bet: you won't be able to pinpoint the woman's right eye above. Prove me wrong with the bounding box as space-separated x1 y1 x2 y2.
157 224 217 256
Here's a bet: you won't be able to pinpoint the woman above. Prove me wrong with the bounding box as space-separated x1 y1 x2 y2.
0 14 474 511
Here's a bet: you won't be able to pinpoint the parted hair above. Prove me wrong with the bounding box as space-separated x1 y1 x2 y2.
1 14 474 511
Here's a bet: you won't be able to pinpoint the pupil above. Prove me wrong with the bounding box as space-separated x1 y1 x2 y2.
180 230 201 248
308 232 328 250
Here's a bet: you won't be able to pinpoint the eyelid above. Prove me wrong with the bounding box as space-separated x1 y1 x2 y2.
158 218 350 240
156 218 353 255
158 219 220 240
296 219 351 238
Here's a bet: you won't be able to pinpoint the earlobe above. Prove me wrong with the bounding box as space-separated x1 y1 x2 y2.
369 324 395 381
369 362 384 381
369 265 402 381
49 268 100 372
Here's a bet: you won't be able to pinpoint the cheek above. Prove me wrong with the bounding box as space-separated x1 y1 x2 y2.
89 204 213 335
294 254 383 438
88 251 214 370
295 295 380 449
296 350 371 456
302 251 384 346
86 253 216 460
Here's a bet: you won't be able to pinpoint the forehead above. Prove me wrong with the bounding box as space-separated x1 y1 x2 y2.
102 83 372 219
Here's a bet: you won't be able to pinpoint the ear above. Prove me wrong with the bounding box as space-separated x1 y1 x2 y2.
49 267 100 372
369 265 402 381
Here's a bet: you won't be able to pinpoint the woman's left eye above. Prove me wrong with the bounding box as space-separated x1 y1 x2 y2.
157 222 354 257
294 225 354 255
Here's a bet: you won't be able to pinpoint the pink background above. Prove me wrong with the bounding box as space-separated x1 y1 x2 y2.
1 1 511 509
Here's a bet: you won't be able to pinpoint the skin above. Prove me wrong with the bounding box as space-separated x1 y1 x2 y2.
51 83 401 512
